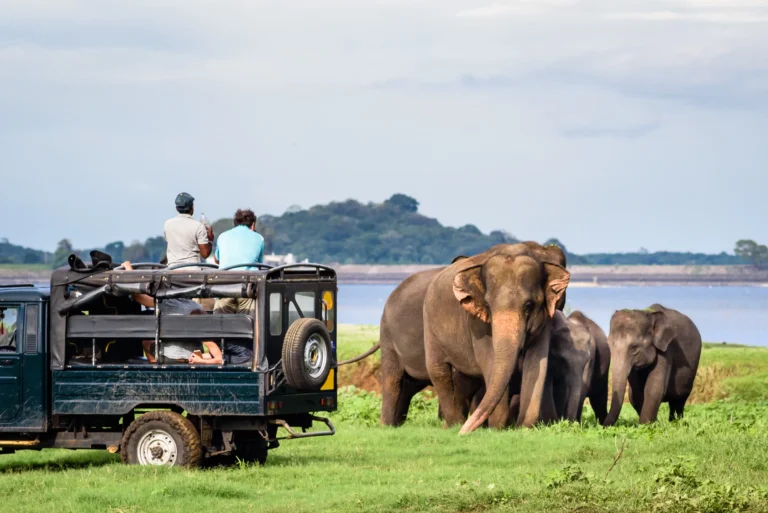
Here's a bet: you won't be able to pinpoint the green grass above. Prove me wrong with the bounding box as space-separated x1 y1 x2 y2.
0 263 50 272
1 401 767 513
337 324 380 362
0 327 766 512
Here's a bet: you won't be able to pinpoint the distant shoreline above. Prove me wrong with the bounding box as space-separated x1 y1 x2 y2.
2 264 767 287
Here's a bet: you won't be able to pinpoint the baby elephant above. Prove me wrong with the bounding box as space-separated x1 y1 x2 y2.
546 311 596 422
603 304 702 426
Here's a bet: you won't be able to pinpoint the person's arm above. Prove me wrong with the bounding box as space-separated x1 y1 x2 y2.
257 236 264 263
213 244 220 264
122 261 155 308
190 341 223 364
197 223 213 259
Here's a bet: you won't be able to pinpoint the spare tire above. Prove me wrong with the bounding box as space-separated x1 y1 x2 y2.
282 318 333 390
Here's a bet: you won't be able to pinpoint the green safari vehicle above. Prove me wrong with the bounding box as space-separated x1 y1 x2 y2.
0 257 338 467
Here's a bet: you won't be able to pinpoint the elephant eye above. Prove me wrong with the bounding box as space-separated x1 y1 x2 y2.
523 300 533 317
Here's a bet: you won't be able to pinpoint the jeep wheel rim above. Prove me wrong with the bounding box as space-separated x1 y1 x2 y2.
137 429 178 466
304 334 328 380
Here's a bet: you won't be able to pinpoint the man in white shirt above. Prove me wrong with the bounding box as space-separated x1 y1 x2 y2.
163 192 214 267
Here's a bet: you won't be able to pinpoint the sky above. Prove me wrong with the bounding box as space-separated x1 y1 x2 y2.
1 0 766 255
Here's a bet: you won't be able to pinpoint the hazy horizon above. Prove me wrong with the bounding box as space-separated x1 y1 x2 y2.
1 1 766 254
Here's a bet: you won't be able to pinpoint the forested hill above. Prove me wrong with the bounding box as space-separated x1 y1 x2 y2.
212 194 518 265
0 193 760 267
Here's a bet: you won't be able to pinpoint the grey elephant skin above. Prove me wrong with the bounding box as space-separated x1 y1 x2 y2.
603 304 702 426
378 243 567 428
476 310 608 426
567 311 610 424
423 246 569 434
545 311 597 422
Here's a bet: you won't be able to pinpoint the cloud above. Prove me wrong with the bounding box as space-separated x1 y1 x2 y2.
603 10 768 23
456 0 578 17
560 121 662 139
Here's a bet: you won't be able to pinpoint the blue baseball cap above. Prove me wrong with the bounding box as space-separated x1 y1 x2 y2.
175 192 195 209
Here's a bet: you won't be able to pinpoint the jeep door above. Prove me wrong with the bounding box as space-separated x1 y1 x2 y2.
0 305 22 424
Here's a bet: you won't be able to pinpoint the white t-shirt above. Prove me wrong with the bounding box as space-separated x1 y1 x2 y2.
163 214 208 267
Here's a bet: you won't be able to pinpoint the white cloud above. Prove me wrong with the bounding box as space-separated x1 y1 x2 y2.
604 10 768 22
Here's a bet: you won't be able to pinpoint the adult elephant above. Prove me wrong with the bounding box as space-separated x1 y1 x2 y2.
372 243 566 427
568 311 610 423
424 247 570 434
603 304 702 426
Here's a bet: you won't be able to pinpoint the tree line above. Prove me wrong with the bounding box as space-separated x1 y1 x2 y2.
0 194 762 267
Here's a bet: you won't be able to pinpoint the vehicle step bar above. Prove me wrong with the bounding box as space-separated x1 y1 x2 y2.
267 415 335 440
0 439 40 446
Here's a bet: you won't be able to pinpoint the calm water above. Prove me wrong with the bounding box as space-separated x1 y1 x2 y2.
338 284 768 347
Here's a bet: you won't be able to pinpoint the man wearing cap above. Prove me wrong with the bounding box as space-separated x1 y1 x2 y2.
163 192 214 267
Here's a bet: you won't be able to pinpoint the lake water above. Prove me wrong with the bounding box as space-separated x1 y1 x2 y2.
338 284 768 347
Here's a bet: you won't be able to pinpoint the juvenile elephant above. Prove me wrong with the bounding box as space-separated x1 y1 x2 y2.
375 243 566 427
603 304 702 426
473 311 603 425
546 311 596 422
424 248 570 434
568 311 610 423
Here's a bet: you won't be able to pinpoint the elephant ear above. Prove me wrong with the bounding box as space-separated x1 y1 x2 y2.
453 265 489 323
543 263 570 318
650 311 675 352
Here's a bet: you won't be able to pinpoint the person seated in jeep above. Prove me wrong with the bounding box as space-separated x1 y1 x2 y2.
122 261 254 365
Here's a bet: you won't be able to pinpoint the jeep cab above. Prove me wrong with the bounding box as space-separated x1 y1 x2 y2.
0 261 338 467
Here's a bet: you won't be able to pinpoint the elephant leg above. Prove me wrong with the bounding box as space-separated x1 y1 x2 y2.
539 374 559 425
588 376 609 425
487 388 510 429
627 373 645 417
425 344 465 427
517 328 551 427
668 397 687 421
454 371 484 420
380 350 424 426
638 361 671 424
507 393 521 426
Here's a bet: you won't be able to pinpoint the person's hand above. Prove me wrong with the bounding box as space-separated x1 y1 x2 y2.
122 261 133 271
189 354 205 364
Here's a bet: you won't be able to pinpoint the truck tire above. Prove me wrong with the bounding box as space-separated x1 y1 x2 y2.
121 411 202 468
282 318 333 390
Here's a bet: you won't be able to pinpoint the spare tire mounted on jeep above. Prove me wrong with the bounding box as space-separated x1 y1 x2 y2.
282 318 333 390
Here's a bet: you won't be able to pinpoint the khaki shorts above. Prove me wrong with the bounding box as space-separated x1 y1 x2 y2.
213 297 255 314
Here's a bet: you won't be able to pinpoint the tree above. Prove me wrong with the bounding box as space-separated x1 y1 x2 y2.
144 237 166 262
53 239 74 268
734 239 768 268
123 241 147 262
544 238 568 255
104 241 125 261
384 193 419 213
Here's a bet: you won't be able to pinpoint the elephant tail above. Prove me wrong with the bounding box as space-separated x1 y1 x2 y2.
337 342 381 366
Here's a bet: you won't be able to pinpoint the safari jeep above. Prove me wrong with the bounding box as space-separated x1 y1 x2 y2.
0 259 338 467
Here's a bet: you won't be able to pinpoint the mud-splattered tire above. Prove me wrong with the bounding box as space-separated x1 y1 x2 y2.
282 318 333 390
121 411 202 468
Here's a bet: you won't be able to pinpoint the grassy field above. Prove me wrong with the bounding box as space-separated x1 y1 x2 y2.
0 264 51 272
1 325 767 513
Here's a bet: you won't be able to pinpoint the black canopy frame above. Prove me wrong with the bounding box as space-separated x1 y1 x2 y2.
49 264 337 371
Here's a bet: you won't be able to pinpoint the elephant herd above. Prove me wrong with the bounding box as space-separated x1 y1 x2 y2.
343 242 703 434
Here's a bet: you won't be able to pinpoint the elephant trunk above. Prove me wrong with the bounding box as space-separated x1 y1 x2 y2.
603 358 630 426
459 311 524 435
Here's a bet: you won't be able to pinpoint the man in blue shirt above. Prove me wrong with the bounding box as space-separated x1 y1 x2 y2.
213 208 265 313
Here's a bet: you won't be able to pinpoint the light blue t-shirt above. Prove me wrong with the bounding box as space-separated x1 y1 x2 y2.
215 225 265 270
